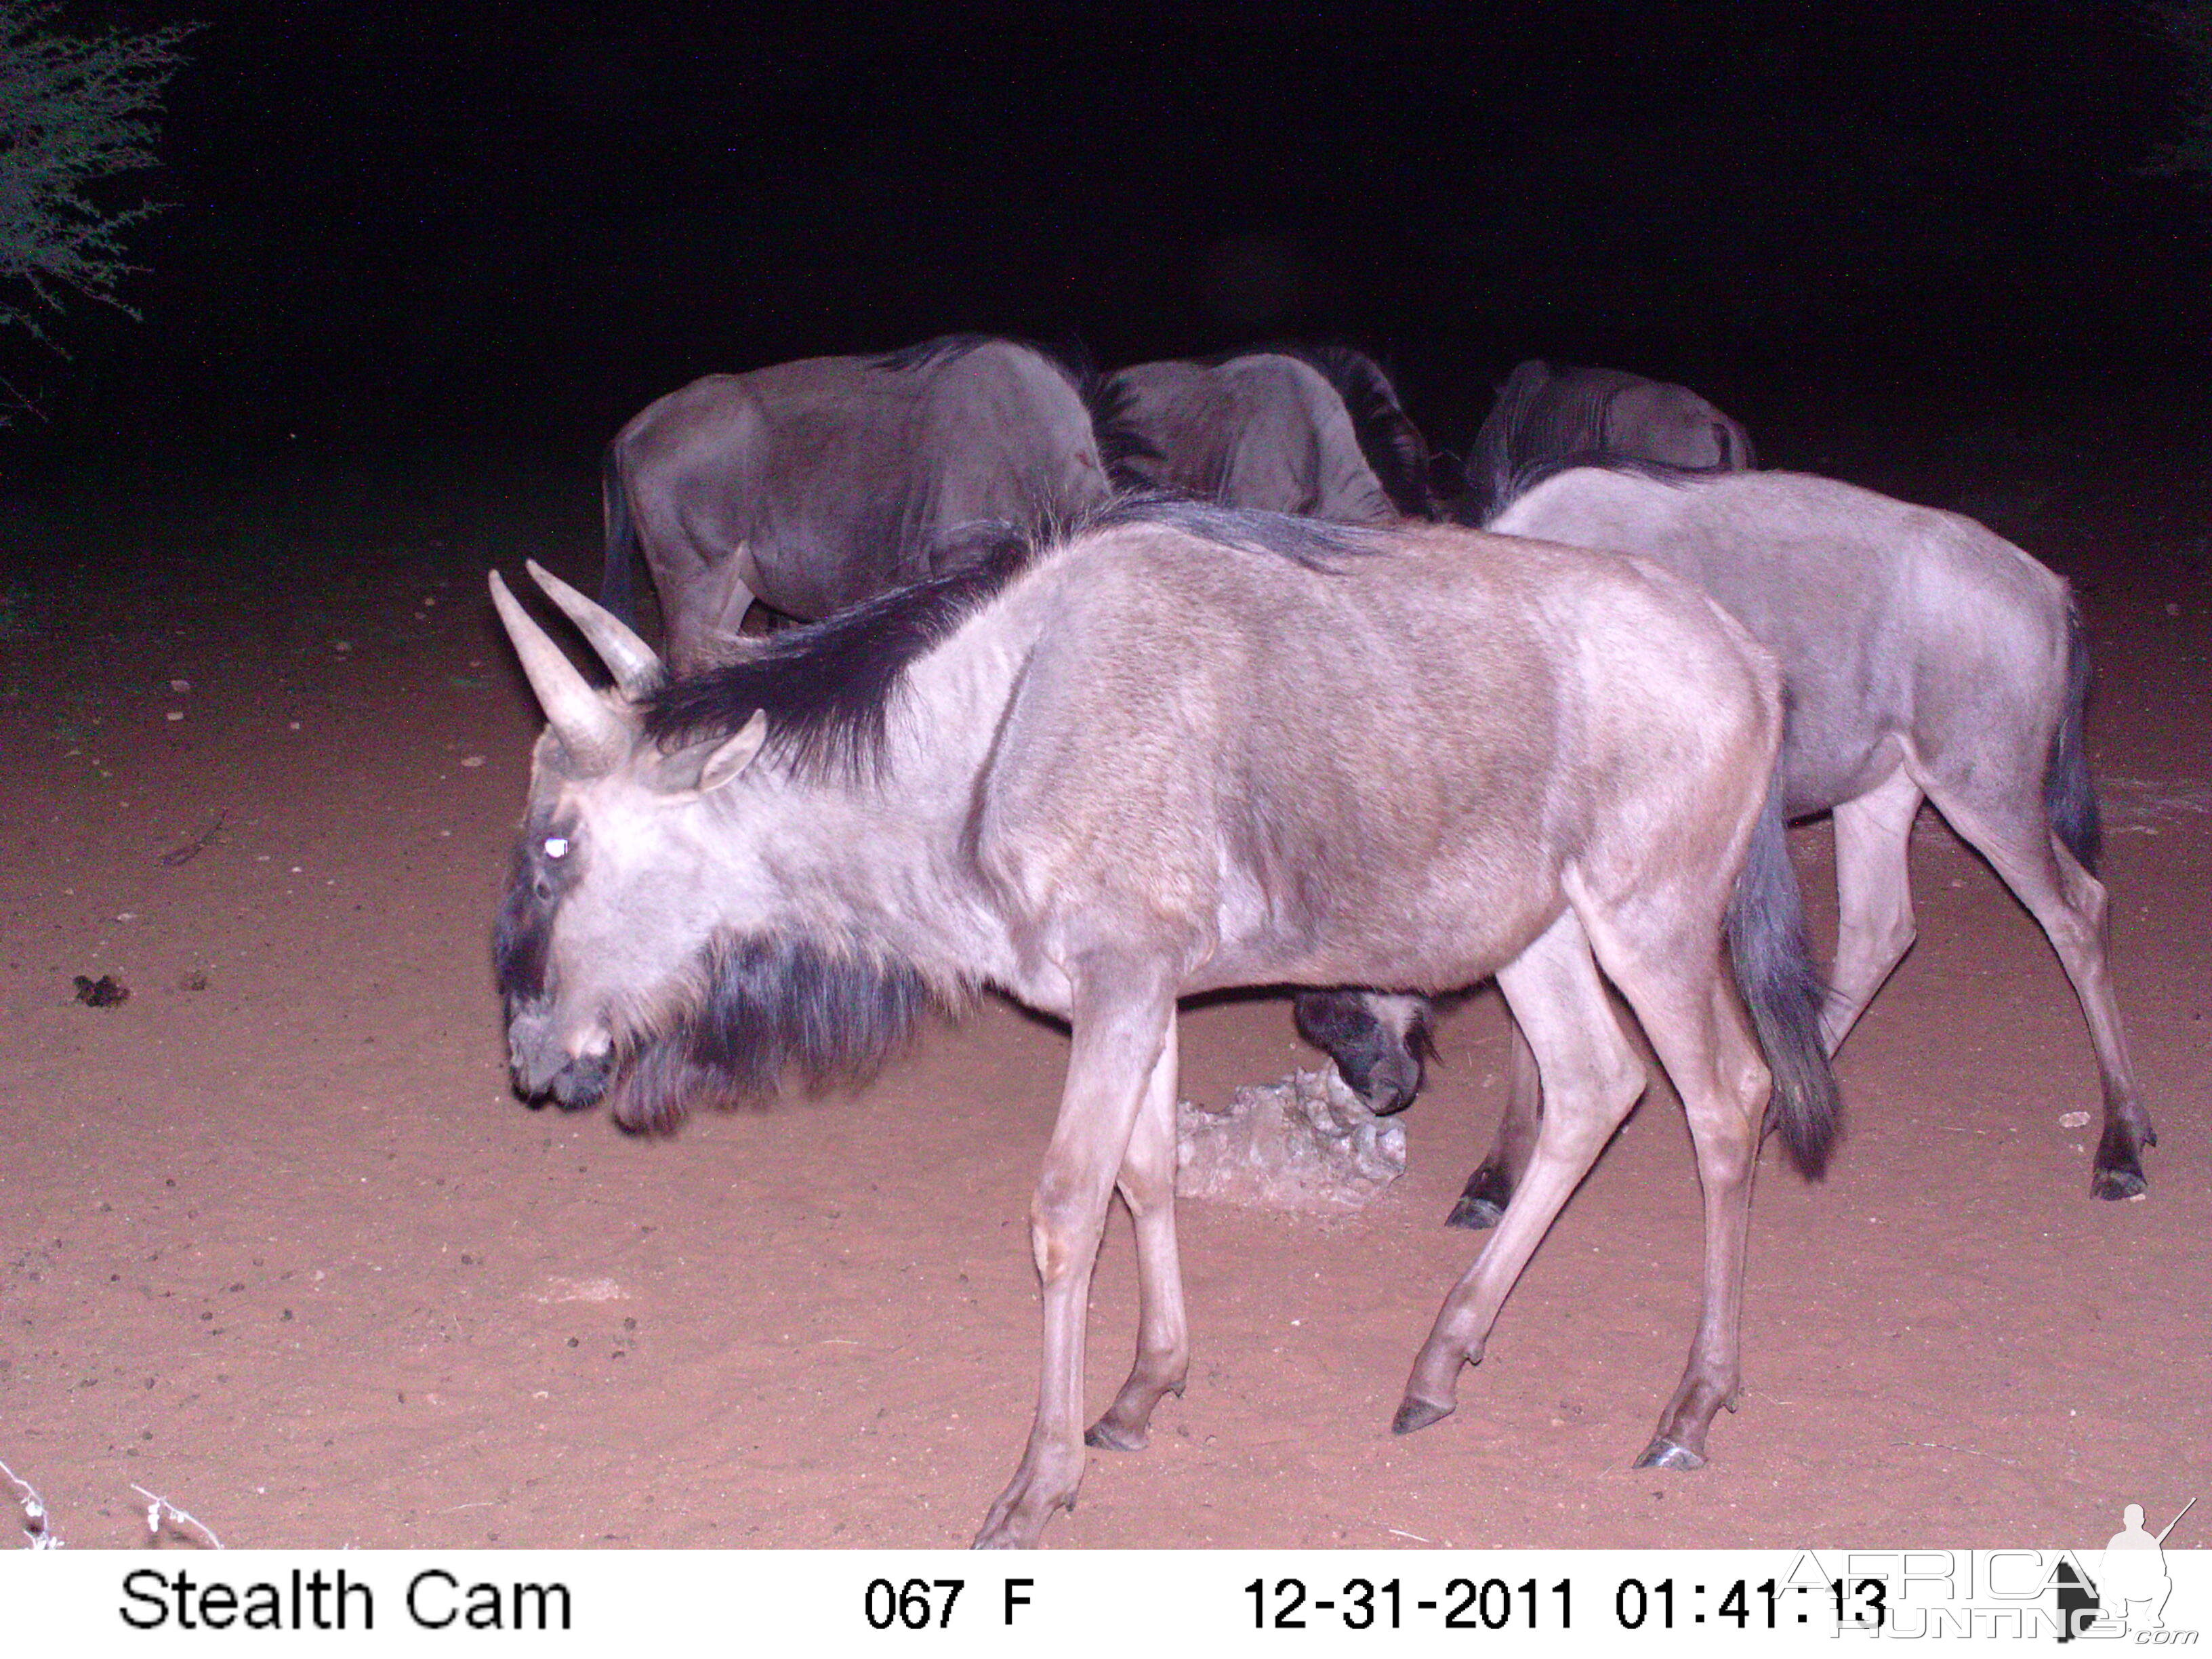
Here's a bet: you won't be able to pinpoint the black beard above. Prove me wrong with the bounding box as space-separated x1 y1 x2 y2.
604 930 955 1133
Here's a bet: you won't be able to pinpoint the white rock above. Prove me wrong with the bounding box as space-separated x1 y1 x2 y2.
1175 1067 1406 1212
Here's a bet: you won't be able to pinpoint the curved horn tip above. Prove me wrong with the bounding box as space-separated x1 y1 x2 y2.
526 559 596 614
521 558 663 693
485 565 630 771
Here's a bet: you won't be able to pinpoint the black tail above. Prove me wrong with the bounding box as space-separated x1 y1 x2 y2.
1283 344 1438 520
600 446 638 626
1080 365 1160 491
2046 602 2102 876
1725 765 1841 1179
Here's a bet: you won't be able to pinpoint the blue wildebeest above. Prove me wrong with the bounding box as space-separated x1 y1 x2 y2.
1105 347 1435 524
1298 463 2152 1227
1107 346 1446 1106
600 335 1116 671
488 497 1836 1547
1462 360 1756 525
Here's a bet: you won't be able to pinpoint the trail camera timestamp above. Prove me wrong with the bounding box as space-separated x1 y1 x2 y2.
1245 1574 1844 1633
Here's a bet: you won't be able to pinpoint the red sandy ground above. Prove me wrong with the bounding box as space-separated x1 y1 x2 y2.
0 453 2204 1551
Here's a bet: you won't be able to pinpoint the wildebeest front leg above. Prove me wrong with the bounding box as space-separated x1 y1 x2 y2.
1396 915 1647 1433
1447 1015 1544 1230
975 974 1175 1549
662 554 760 674
1086 1019 1189 1452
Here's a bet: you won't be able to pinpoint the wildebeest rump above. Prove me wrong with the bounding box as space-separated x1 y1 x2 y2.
1300 464 2151 1224
600 335 1115 672
487 499 1835 1547
1462 360 1755 524
1105 348 1434 524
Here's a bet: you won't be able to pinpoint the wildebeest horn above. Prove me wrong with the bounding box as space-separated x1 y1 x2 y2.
525 559 662 697
488 571 631 773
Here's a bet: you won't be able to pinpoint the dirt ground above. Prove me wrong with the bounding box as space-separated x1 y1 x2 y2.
0 443 2205 1552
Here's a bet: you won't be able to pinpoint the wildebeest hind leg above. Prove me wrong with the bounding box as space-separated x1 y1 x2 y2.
1447 1015 1544 1230
1396 913 1647 1434
1927 788 2153 1199
1822 771 1924 1053
1087 1020 1190 1452
1600 951 1769 1470
975 974 1173 1549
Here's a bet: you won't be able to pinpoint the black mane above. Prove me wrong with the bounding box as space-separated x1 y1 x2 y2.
1083 493 1384 569
643 496 1379 779
868 333 1002 373
643 525 1033 779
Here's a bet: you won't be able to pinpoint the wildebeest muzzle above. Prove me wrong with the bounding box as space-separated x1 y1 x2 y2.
506 1004 612 1111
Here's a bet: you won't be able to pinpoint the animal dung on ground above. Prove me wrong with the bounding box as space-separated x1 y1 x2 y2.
72 973 129 1008
1175 1067 1406 1212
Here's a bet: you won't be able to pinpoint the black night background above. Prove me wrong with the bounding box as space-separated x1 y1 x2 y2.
13 0 2208 475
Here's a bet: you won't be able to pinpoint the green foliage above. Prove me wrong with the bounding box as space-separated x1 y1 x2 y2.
0 3 189 346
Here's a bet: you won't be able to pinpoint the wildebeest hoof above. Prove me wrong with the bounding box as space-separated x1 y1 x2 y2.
1446 1193 1506 1231
1632 1437 1707 1471
2091 1164 2148 1201
1084 1420 1147 1452
1391 1396 1454 1436
1447 1162 1515 1231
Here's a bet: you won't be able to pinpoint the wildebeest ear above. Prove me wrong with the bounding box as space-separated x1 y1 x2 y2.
656 709 770 800
700 710 771 791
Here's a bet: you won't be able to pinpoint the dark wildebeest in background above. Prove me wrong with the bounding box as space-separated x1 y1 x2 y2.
1105 347 1435 524
487 496 1837 1548
1298 463 2151 1227
1460 359 1756 524
600 335 1115 671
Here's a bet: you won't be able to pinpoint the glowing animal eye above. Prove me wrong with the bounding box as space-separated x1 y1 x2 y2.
543 836 569 860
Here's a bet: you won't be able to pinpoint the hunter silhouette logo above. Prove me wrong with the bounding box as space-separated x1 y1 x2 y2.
2057 1497 2198 1642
